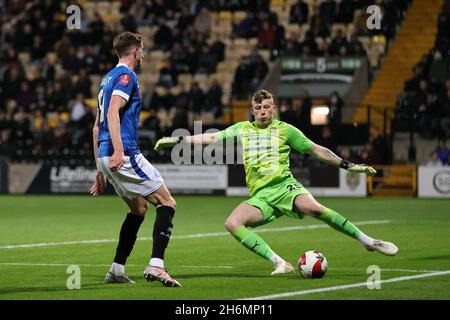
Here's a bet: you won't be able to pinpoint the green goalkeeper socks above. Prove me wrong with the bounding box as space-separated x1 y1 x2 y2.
318 207 362 240
231 226 276 263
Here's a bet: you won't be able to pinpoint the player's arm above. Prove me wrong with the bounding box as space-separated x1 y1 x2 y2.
308 143 377 176
154 132 220 151
286 123 376 176
90 112 107 196
185 132 220 144
107 95 127 171
154 122 243 151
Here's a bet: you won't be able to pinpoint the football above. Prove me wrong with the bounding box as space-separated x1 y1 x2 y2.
298 250 328 278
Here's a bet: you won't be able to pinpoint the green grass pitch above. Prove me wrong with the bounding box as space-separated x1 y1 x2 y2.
0 195 449 300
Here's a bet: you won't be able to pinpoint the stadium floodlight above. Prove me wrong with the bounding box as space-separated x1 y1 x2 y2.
311 106 329 125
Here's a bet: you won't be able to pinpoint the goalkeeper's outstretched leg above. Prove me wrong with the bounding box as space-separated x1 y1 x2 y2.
224 203 294 275
293 193 398 256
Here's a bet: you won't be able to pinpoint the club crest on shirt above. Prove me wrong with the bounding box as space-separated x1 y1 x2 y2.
120 74 130 85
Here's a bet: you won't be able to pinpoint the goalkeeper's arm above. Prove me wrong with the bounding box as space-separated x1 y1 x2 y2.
308 143 377 176
154 132 220 151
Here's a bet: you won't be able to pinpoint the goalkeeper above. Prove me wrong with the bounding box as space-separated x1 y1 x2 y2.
154 90 398 275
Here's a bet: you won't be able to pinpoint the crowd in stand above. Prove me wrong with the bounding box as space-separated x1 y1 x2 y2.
395 0 450 141
427 139 450 166
0 0 410 164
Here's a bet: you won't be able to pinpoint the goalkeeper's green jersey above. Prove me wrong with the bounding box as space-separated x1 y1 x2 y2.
218 120 313 196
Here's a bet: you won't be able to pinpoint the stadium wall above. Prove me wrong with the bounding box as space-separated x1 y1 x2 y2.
0 157 8 193
418 166 450 198
2 163 367 196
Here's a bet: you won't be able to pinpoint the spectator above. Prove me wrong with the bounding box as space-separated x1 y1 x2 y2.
426 151 444 167
11 107 32 147
2 65 23 100
329 29 348 56
353 10 368 36
280 98 299 126
186 45 199 74
435 139 450 165
319 0 336 27
299 90 312 126
289 0 309 25
88 12 105 44
336 0 356 23
170 105 188 130
232 12 258 38
233 50 268 99
165 9 178 29
281 37 302 56
404 63 426 92
417 79 430 106
73 68 92 98
257 20 276 50
52 124 70 150
326 91 343 124
33 118 53 152
372 131 390 164
193 7 212 38
210 36 225 63
302 31 319 55
347 35 366 57
142 113 161 141
187 82 205 115
197 44 217 74
169 42 189 74
204 79 223 117
417 93 442 138
30 35 46 60
153 16 173 51
48 81 68 112
121 13 138 33
439 88 450 139
309 15 330 39
319 126 337 154
69 93 87 123
340 146 357 162
17 81 38 111
176 5 194 30
157 60 178 87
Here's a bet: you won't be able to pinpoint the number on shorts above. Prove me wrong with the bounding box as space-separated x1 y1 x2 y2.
287 184 299 192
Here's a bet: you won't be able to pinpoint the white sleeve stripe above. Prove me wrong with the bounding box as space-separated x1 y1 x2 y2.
112 90 130 101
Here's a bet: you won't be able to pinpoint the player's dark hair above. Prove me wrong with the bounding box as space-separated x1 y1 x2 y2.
252 90 274 104
113 31 143 58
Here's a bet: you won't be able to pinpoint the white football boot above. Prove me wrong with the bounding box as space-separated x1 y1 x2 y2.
271 261 295 275
365 239 399 256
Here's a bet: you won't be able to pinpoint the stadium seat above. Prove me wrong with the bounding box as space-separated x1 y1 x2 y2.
232 11 247 24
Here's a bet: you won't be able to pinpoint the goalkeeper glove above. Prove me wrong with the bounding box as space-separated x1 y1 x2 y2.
340 159 377 176
154 136 183 151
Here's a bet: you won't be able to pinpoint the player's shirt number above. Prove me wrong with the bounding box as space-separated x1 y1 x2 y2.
98 89 105 123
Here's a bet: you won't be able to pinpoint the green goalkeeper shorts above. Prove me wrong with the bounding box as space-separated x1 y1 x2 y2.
244 177 310 226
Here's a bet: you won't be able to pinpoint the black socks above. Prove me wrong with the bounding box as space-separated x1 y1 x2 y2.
114 213 145 265
151 206 175 260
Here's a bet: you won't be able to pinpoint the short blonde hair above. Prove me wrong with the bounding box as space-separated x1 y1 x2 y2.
252 90 274 103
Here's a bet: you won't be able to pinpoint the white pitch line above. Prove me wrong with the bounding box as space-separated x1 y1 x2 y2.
329 267 444 273
240 270 450 300
0 263 440 273
0 220 391 249
0 263 234 269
